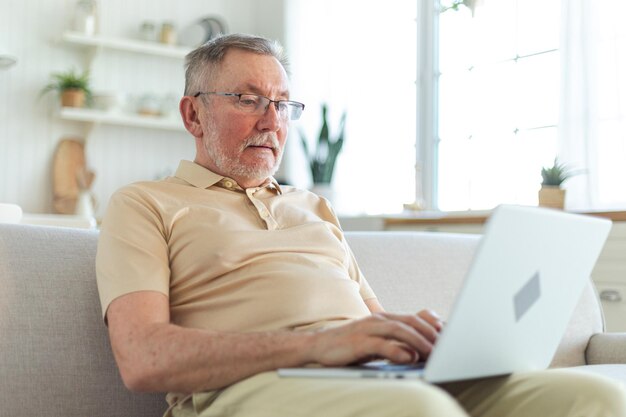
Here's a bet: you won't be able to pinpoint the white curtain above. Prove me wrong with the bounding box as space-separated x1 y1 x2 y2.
558 0 597 209
559 0 626 210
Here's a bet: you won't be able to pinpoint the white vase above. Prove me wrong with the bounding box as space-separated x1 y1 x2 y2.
75 190 95 218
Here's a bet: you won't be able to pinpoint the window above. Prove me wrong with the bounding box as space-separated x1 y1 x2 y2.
285 1 417 215
432 0 626 211
435 0 560 211
286 0 626 214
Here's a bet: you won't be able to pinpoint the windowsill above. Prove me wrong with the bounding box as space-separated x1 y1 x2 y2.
339 208 626 231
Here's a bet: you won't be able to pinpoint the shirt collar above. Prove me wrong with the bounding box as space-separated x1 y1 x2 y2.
174 160 283 194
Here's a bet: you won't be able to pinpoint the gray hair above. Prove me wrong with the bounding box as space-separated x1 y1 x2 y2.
184 33 290 96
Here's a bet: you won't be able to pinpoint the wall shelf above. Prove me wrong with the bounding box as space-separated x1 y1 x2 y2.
59 107 186 132
57 32 188 133
61 31 192 59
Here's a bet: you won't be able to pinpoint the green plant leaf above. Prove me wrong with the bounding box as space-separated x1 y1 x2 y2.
299 103 347 184
541 158 578 186
40 68 92 98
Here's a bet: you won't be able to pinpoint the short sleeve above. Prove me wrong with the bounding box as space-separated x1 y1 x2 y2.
96 186 171 320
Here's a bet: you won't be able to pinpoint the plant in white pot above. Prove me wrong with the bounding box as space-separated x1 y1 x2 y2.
538 158 577 209
299 103 346 200
41 68 91 108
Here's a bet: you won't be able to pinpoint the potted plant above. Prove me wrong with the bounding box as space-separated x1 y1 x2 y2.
299 104 346 198
41 68 91 108
538 158 576 209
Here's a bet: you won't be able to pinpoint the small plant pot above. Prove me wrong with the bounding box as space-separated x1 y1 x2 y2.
61 89 86 108
538 186 566 209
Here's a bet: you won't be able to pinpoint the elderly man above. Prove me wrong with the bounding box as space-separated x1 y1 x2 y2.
96 33 626 417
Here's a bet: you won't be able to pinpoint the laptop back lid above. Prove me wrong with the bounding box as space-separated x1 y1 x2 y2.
424 205 611 383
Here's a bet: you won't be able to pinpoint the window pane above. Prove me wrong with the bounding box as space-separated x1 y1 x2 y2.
439 133 521 211
438 71 473 140
514 51 560 128
438 127 558 211
467 61 517 137
439 8 474 73
517 0 560 55
471 0 517 64
437 138 474 210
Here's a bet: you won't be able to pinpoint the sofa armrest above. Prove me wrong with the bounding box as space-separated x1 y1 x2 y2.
586 332 626 364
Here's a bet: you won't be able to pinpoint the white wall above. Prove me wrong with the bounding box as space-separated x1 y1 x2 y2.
0 0 285 217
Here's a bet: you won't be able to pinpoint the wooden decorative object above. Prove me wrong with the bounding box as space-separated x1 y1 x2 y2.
52 138 95 214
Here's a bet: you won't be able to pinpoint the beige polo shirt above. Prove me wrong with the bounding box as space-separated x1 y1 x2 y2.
96 160 376 333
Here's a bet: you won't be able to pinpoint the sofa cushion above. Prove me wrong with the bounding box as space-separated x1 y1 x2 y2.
0 224 165 417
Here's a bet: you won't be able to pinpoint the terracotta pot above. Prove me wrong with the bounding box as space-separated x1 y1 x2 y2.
61 89 86 108
538 186 566 209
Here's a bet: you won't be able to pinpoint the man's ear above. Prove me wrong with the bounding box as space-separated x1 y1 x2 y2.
180 96 204 138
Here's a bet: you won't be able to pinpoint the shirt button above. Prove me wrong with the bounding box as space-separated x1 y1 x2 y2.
260 210 269 219
224 180 234 188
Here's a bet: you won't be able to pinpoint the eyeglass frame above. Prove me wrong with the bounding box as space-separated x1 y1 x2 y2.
193 91 305 121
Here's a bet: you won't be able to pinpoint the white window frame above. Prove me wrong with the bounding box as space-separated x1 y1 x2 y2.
416 0 439 210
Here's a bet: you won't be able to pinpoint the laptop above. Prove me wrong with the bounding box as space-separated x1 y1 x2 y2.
278 205 612 383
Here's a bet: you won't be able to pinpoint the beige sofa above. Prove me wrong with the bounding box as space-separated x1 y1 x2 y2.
1 223 625 416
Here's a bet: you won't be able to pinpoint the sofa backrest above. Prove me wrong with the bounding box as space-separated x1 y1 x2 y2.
0 225 604 416
0 224 165 417
345 231 604 368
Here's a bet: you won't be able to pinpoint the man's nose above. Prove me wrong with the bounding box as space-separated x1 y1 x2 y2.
257 102 282 132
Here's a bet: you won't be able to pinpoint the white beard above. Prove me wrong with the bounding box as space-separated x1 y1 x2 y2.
203 129 283 181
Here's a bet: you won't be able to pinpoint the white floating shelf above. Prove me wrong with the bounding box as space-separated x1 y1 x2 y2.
59 107 186 132
61 31 192 59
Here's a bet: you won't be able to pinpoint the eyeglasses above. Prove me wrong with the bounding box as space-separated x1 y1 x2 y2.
193 92 305 121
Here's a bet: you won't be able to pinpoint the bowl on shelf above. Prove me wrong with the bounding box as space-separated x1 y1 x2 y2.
90 93 118 111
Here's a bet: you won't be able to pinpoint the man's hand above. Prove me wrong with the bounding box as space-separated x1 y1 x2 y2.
309 309 444 366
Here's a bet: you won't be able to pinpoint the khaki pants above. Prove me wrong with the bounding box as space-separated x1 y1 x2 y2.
168 369 626 417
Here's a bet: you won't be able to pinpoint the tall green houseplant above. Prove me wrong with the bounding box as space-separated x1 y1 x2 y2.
300 104 346 185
